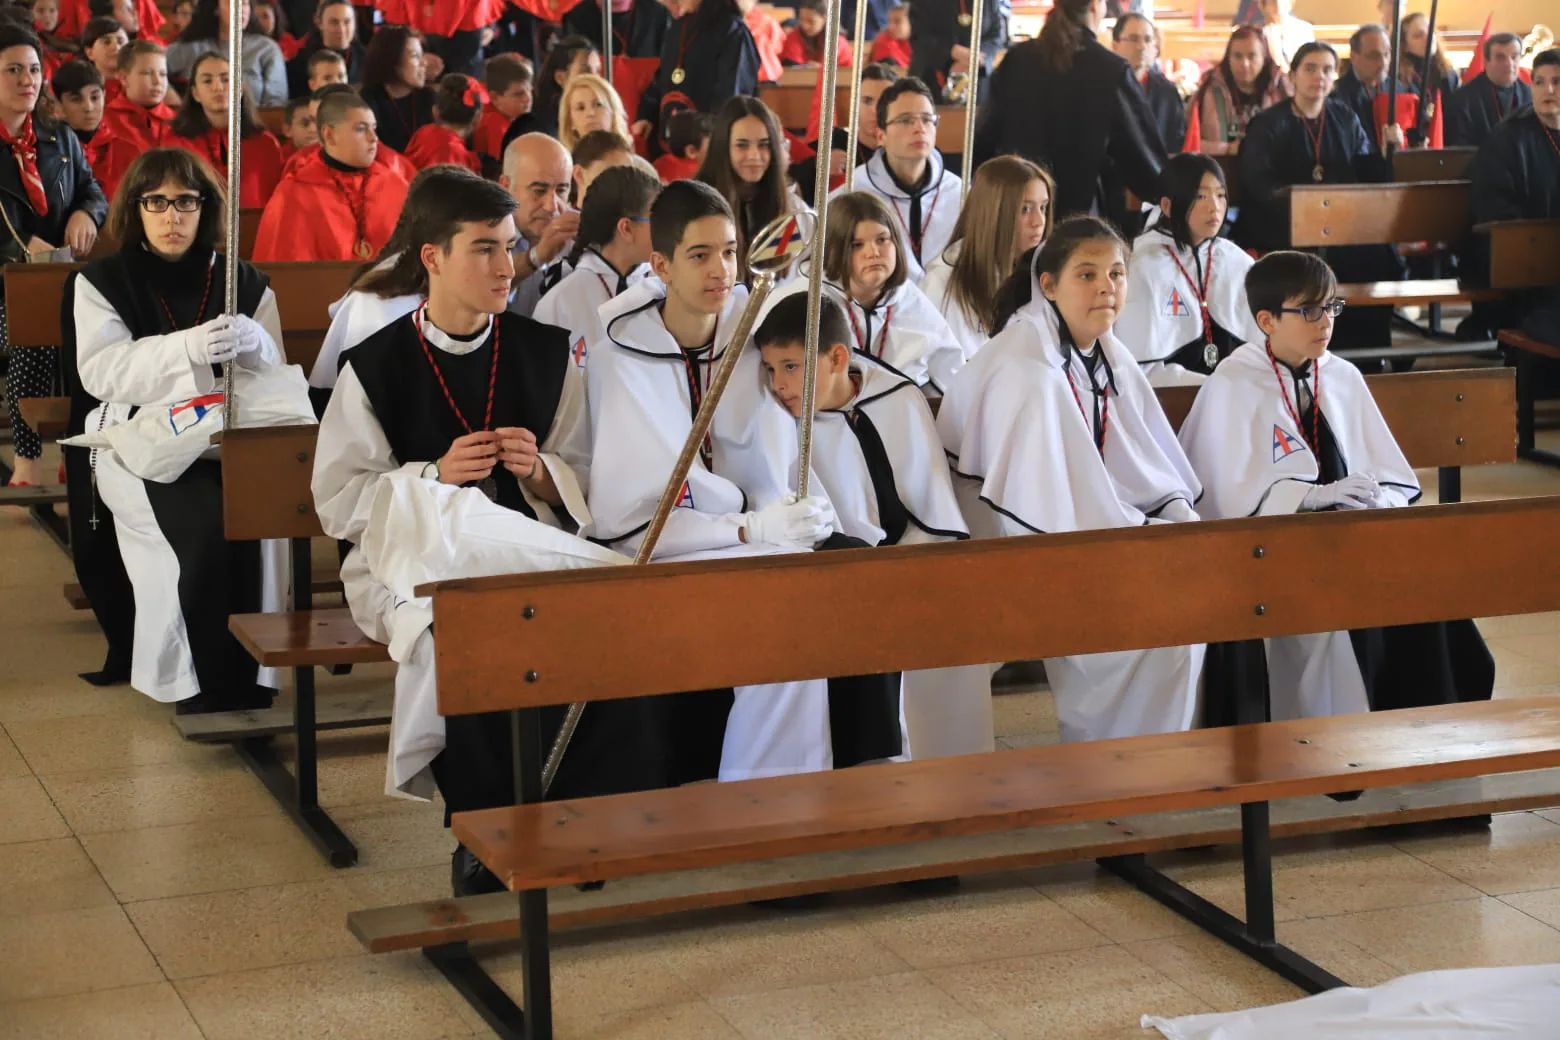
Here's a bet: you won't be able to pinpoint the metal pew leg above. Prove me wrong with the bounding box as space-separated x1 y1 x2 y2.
425 943 526 1040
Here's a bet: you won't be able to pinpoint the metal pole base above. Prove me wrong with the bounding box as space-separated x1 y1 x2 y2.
233 737 357 868
1098 851 1346 996
425 943 526 1040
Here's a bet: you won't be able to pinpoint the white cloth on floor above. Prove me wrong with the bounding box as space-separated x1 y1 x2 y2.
1144 964 1560 1039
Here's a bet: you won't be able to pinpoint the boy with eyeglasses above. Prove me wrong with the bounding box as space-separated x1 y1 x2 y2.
1178 250 1493 722
837 75 960 282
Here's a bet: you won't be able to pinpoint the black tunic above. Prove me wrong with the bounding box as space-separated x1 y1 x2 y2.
285 37 366 99
360 84 435 155
1446 72 1532 148
64 247 271 703
907 0 1009 103
1137 67 1188 154
973 36 1164 225
635 8 759 146
1464 108 1560 337
561 0 672 58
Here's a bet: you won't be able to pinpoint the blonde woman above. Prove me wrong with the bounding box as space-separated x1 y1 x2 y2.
920 156 1053 359
557 72 629 151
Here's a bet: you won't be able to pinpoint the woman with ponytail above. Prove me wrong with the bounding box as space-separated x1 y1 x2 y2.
971 0 1163 228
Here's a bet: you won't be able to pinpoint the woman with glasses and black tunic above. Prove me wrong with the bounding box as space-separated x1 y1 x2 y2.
66 148 300 715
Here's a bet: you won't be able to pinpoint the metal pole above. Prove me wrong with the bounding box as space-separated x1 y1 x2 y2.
538 210 808 793
221 0 244 428
797 0 846 498
1415 0 1440 141
601 0 614 86
1386 0 1402 161
960 0 986 201
841 0 870 181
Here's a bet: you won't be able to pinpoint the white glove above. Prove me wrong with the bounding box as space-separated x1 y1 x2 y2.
743 494 836 549
231 314 269 368
1153 497 1199 523
185 315 238 365
1301 474 1381 511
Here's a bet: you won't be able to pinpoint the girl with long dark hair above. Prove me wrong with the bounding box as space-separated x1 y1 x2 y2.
694 95 803 278
1190 26 1291 155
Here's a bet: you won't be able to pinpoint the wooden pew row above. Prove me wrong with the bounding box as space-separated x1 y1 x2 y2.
1482 218 1560 469
344 368 1516 986
757 81 968 154
419 495 1560 1035
257 107 286 137
1392 147 1477 183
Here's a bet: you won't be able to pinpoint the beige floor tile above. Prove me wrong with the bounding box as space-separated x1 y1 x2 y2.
1485 642 1560 687
41 757 281 834
5 711 226 775
1037 862 1202 943
313 728 397 808
176 953 472 1040
1491 633 1560 667
565 1001 742 1040
1124 933 1306 1013
713 971 1002 1040
0 675 168 725
0 982 204 1040
1497 886 1560 931
927 944 1208 1040
991 688 1056 741
0 905 163 1002
0 774 70 844
1274 918 1402 989
0 726 28 777
80 812 337 902
1476 612 1560 639
1394 811 1560 895
479 930 700 1026
342 861 450 910
649 909 913 999
127 877 365 979
846 875 1109 969
1319 896 1560 974
0 837 117 918
330 800 453 873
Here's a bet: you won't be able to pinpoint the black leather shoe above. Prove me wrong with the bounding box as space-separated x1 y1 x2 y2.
452 844 506 898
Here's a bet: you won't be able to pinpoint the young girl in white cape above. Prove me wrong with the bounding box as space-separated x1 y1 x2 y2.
937 216 1207 743
1114 153 1264 387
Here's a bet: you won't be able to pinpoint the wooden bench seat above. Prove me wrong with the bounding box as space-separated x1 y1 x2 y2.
228 607 389 669
1336 278 1500 309
457 699 1560 891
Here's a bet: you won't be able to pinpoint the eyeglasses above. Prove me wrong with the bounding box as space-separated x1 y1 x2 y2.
139 195 204 213
885 114 939 129
1279 299 1346 322
1117 33 1154 45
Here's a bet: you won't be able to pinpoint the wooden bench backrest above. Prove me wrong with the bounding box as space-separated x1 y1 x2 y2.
2 261 357 375
257 107 286 136
428 496 1560 715
220 424 323 541
1483 219 1560 291
1393 148 1477 182
755 84 967 152
1289 181 1472 248
1158 368 1515 469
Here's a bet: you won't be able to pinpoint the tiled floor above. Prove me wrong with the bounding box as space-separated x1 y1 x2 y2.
3 451 1560 1039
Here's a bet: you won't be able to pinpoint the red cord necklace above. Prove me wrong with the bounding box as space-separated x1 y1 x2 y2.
1266 341 1322 453
417 306 503 497
1164 239 1218 369
1293 101 1327 182
1064 347 1110 455
329 168 374 259
155 257 215 333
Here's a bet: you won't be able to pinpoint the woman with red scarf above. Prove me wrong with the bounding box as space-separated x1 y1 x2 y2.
165 53 282 209
0 23 107 488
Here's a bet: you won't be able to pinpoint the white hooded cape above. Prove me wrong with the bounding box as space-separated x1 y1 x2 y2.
840 149 962 283
1179 341 1420 721
937 299 1206 743
1115 229 1264 387
584 277 835 781
531 249 650 372
919 241 991 362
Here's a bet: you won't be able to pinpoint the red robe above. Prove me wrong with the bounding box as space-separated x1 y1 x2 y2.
281 141 418 184
403 124 482 173
371 0 507 35
779 29 854 68
252 151 409 262
165 128 285 209
88 95 174 201
102 78 123 106
57 0 164 39
869 34 912 69
653 152 700 183
744 7 786 84
471 104 511 163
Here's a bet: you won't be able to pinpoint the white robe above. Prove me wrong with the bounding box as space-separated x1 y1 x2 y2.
937 299 1207 743
585 278 834 781
1178 342 1420 722
74 277 294 702
762 271 966 392
839 150 962 283
1115 229 1264 387
530 249 649 371
311 316 593 798
919 241 991 363
789 356 994 759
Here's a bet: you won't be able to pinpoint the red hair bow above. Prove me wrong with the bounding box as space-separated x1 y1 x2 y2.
462 78 490 109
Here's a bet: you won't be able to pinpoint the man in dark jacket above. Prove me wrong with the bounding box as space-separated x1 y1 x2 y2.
1111 13 1186 153
1332 24 1418 153
908 0 1009 104
1446 32 1532 147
